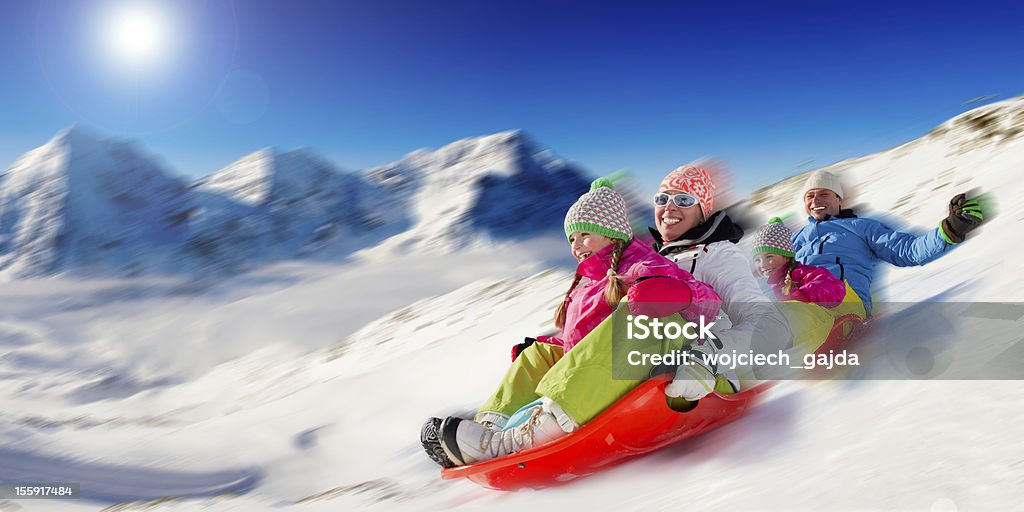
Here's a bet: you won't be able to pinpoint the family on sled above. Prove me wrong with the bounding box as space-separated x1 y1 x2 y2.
422 166 987 469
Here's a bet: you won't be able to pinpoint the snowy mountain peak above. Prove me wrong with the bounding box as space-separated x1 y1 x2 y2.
0 127 192 277
428 129 540 176
473 129 533 152
197 147 354 207
186 144 402 268
50 124 104 148
5 125 180 189
365 130 536 192
248 146 278 162
1 127 592 276
196 148 278 206
362 130 590 254
40 125 155 172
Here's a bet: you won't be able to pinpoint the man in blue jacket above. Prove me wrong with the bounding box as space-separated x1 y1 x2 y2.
792 170 985 316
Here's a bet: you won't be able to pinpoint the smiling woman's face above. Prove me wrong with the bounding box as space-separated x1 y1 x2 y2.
568 232 614 262
654 189 704 242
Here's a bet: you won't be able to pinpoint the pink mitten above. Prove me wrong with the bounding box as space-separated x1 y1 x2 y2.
627 277 693 318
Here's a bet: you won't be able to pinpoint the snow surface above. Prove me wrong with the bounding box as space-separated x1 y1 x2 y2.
2 99 1024 511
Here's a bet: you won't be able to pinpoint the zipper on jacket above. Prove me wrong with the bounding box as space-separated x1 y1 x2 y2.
689 247 707 274
818 239 826 254
836 256 844 282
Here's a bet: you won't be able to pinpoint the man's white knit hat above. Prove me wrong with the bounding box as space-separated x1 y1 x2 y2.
803 170 844 199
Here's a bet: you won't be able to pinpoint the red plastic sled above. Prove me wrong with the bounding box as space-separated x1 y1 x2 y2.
441 314 864 490
815 314 865 354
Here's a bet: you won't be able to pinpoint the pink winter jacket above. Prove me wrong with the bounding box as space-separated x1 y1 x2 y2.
766 261 846 306
543 238 721 353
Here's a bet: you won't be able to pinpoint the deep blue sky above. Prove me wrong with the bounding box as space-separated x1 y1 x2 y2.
1 0 1022 193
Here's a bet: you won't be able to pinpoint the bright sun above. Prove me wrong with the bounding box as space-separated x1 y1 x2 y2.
102 3 172 69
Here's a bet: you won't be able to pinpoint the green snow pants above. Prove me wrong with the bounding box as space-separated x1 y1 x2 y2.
478 306 733 426
780 301 838 352
777 281 867 354
832 281 868 321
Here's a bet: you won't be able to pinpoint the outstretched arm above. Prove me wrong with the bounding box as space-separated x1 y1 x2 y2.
868 192 988 266
864 220 951 267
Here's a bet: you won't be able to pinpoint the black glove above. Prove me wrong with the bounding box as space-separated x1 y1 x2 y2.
511 337 536 361
940 193 985 244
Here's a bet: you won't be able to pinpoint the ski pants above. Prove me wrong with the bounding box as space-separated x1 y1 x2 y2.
780 281 867 353
477 308 733 426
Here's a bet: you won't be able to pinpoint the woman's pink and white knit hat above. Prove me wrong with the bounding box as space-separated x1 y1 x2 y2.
659 165 716 219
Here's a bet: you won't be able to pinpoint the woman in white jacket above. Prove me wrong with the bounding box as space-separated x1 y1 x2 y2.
650 165 792 400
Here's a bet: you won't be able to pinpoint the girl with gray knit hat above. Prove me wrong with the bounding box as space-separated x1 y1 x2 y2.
752 217 846 304
422 177 721 469
752 217 847 351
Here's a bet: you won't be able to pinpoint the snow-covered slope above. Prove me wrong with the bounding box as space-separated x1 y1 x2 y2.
3 257 1020 511
747 96 1024 302
2 100 1023 511
0 247 567 509
0 127 193 277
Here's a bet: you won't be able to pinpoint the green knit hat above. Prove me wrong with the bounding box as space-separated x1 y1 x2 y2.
564 177 633 242
751 217 795 257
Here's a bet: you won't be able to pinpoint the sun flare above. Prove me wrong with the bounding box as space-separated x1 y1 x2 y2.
102 3 172 69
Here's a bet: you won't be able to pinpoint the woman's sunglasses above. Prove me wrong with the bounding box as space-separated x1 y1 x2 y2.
653 192 699 208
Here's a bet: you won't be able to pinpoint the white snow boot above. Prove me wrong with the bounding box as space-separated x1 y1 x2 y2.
473 411 509 430
421 417 456 468
421 412 510 468
440 400 576 466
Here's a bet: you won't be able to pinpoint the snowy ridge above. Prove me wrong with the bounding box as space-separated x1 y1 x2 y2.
0 128 592 277
195 148 278 206
746 96 1024 302
749 96 1024 220
0 126 193 277
189 147 399 270
363 130 591 255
